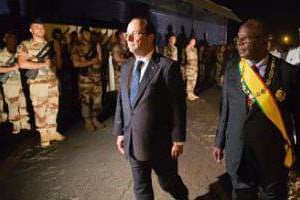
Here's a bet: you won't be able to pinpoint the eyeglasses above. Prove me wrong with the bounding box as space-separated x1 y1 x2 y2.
236 36 261 45
124 31 147 39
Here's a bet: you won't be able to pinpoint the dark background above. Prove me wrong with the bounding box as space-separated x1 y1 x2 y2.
0 0 299 44
214 0 300 43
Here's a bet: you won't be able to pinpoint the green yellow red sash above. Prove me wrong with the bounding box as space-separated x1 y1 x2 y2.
239 58 294 168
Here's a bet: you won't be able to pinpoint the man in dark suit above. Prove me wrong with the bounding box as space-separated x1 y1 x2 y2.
113 17 188 200
213 19 299 199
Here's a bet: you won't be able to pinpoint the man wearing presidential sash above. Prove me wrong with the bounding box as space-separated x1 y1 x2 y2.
213 19 299 199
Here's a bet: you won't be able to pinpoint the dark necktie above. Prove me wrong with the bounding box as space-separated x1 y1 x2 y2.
130 60 144 106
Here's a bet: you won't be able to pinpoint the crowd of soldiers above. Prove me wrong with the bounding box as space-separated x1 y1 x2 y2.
0 21 67 147
0 20 103 147
0 19 139 148
162 34 235 101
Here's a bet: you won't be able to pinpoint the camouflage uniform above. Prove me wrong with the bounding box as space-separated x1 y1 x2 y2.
18 39 64 146
185 47 198 100
163 44 178 61
0 88 7 123
111 43 130 91
0 48 30 133
288 169 300 199
72 40 102 130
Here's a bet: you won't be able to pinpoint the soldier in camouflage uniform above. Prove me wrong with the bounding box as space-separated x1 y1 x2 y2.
111 30 131 91
17 21 65 147
71 27 104 131
0 33 30 133
163 34 178 61
185 37 199 101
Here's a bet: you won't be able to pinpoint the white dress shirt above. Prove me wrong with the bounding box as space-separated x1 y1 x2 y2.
135 50 154 82
247 56 268 78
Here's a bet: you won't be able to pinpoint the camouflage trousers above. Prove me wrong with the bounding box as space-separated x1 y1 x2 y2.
3 77 30 133
28 75 60 140
288 166 300 199
186 62 198 96
0 89 7 123
78 74 102 120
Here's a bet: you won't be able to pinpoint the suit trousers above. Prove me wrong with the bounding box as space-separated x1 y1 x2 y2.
129 155 188 200
238 126 289 200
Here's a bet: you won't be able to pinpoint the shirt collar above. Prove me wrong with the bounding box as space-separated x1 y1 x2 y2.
135 50 154 64
246 55 268 69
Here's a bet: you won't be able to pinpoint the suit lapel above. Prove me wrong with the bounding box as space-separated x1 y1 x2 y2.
234 64 248 117
132 53 160 108
262 54 273 83
231 57 248 117
123 58 135 109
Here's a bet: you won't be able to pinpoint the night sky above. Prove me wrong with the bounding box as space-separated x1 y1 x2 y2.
214 0 300 42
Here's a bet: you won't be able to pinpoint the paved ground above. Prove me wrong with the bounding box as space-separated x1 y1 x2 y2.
0 87 231 200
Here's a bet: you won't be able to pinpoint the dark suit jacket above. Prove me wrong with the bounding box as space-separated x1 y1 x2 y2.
216 54 300 179
113 52 186 161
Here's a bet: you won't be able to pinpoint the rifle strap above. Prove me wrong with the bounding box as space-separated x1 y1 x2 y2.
4 53 16 65
35 42 50 58
84 43 96 58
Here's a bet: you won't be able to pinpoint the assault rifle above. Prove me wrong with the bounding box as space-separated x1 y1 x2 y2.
0 54 17 84
78 43 98 76
25 42 52 79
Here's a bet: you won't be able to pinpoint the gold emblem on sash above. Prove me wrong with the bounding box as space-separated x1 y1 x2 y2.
275 89 286 102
